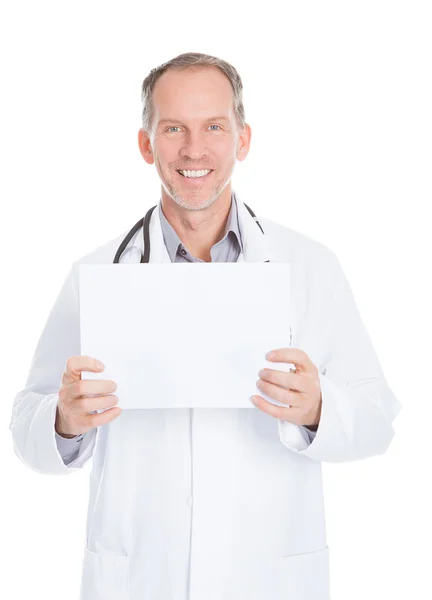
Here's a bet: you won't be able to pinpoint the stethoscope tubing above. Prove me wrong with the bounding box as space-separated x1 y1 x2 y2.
113 203 267 264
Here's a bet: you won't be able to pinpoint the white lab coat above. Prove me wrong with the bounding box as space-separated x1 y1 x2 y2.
9 194 402 600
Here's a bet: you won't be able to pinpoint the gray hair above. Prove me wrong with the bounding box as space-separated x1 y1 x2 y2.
141 52 246 135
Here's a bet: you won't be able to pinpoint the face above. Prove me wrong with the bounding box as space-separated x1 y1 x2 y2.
138 67 251 211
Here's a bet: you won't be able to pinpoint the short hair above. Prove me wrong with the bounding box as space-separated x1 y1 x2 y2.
141 52 246 133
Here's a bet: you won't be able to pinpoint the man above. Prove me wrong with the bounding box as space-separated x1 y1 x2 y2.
9 52 402 600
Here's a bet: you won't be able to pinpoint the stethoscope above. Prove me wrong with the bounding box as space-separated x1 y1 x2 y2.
113 202 269 264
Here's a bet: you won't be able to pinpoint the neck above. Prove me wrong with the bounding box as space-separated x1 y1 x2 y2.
160 187 233 261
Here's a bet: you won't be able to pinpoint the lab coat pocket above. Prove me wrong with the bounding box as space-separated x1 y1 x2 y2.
279 545 330 600
80 547 130 600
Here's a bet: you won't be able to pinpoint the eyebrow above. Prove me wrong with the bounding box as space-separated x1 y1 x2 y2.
157 116 230 126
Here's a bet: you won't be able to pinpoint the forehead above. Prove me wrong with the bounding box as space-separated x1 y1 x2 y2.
152 67 235 124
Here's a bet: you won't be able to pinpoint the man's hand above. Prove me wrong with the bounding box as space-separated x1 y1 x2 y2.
251 348 322 428
55 356 122 438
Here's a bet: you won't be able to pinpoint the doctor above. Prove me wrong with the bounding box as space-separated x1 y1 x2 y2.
9 52 402 600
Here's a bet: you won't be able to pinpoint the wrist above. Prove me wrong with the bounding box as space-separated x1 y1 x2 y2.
56 430 78 439
55 413 77 438
55 424 77 438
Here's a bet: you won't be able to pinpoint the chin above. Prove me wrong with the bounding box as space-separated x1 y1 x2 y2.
174 191 219 211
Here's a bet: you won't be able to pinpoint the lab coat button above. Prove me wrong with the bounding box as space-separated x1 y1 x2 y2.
187 496 193 507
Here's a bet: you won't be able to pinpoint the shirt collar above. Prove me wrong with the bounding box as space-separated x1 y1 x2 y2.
158 192 243 262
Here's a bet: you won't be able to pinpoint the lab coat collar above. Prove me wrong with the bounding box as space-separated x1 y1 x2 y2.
148 190 272 263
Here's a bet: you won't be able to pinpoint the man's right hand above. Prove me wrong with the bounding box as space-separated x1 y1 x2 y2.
55 356 121 438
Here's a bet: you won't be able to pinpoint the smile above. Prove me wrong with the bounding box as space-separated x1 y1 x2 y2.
177 169 213 179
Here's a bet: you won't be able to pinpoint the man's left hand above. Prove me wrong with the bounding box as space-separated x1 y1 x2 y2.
252 348 322 429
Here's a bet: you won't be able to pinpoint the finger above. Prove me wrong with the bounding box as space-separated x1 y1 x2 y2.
259 368 308 393
255 379 301 407
68 378 117 400
63 356 105 383
85 406 122 429
266 348 316 374
76 394 119 414
252 396 303 425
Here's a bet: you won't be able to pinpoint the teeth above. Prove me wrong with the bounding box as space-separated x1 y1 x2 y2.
179 169 211 178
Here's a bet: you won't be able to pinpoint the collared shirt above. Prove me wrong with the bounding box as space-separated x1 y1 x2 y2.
55 192 316 462
159 192 243 263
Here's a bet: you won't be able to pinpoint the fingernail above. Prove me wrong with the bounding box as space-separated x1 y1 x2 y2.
266 351 275 359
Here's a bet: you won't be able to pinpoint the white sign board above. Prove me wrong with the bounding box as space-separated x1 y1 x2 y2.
79 263 294 409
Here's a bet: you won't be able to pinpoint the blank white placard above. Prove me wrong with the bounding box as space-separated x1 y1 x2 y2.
79 263 294 409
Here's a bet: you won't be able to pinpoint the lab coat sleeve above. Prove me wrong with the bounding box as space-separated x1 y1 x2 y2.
279 251 402 462
9 262 98 475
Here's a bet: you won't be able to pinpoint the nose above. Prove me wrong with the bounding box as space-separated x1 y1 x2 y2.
180 130 209 162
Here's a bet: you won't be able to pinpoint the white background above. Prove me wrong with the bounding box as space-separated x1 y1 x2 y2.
1 1 430 598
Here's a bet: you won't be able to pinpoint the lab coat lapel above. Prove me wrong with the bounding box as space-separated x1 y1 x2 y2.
234 191 272 263
148 204 171 264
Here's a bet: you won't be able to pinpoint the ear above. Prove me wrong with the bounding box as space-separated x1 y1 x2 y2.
138 128 154 165
236 123 252 162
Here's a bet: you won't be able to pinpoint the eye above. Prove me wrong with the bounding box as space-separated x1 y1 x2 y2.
209 125 222 131
166 126 181 133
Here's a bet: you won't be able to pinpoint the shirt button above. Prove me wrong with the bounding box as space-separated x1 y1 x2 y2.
180 249 187 255
187 496 193 507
